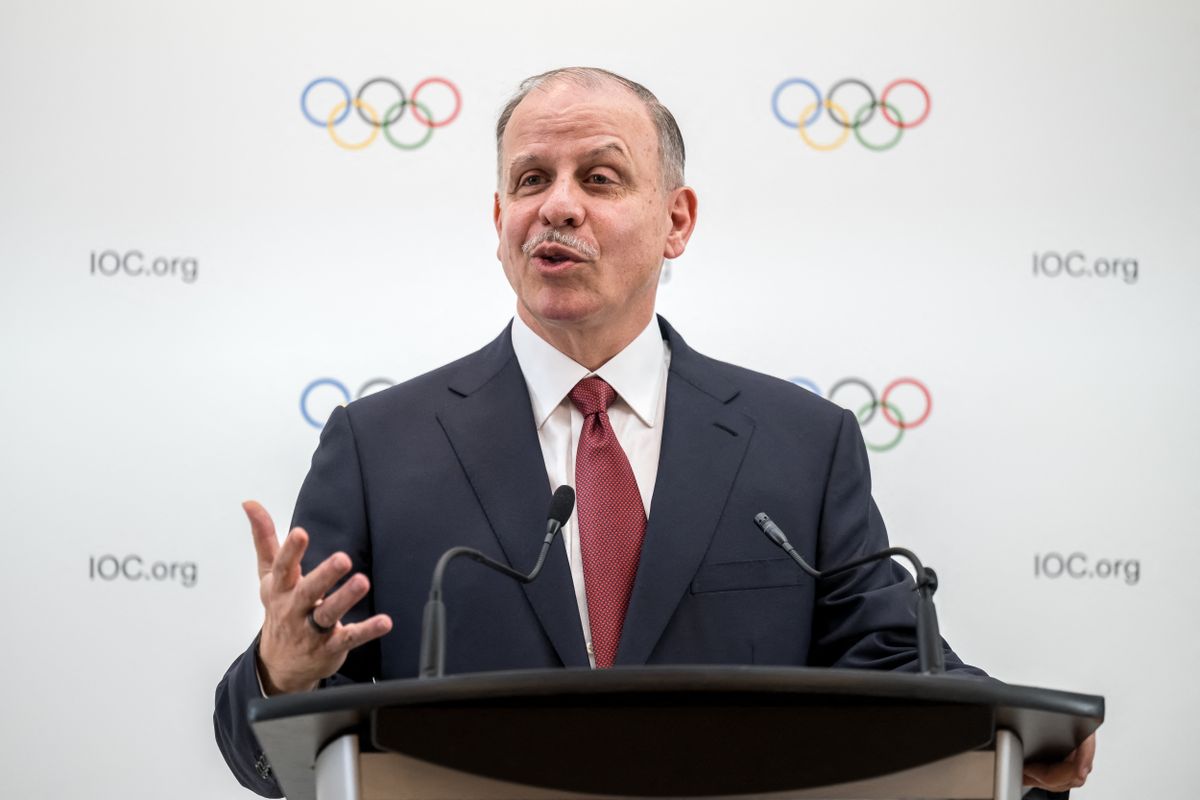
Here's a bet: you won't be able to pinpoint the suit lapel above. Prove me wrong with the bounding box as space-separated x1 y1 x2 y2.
615 319 755 665
435 326 589 668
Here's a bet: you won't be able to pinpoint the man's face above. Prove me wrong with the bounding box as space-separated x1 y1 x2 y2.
494 80 695 340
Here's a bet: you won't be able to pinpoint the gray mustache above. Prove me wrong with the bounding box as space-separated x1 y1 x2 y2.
521 230 599 260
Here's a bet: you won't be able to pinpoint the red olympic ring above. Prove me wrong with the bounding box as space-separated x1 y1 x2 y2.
409 77 462 128
880 78 931 129
880 377 932 429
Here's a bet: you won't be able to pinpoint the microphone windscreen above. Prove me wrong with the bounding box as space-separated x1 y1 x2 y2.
548 485 576 526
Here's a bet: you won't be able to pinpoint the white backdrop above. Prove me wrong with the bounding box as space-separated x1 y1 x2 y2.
1 1 1197 797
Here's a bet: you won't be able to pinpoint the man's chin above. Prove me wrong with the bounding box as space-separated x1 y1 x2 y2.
520 295 602 330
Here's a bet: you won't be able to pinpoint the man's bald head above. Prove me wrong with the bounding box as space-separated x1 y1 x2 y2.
495 67 686 190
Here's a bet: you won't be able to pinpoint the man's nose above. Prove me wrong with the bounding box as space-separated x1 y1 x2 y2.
538 177 586 228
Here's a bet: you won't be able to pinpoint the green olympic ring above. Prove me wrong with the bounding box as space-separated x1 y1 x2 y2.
852 100 904 152
382 99 435 151
858 399 905 452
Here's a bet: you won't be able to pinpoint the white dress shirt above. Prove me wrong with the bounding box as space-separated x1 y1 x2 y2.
510 314 671 667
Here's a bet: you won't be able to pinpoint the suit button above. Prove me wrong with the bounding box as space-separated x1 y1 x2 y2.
255 753 272 780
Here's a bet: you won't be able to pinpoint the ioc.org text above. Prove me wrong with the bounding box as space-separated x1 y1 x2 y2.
89 555 197 587
1032 251 1138 285
90 250 198 284
1034 552 1140 585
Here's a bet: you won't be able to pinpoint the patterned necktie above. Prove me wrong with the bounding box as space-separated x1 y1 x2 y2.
569 377 647 668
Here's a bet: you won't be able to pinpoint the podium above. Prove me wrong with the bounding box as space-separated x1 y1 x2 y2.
248 666 1103 800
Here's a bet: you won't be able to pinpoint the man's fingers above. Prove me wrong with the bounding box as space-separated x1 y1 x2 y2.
1023 765 1064 790
329 614 393 653
1023 767 1075 791
1076 733 1097 775
1064 733 1096 787
243 501 279 578
1023 772 1086 792
1023 735 1094 791
294 553 355 608
310 573 370 628
271 527 310 590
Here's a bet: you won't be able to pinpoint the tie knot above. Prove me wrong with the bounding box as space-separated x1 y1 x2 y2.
569 377 616 417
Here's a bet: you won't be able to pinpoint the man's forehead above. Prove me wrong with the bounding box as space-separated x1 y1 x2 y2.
501 86 657 175
502 81 655 155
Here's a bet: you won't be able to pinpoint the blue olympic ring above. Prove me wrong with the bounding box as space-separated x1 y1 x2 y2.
301 77 352 127
771 78 822 129
300 378 352 428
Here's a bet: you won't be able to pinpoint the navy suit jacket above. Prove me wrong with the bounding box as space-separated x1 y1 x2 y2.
214 316 987 796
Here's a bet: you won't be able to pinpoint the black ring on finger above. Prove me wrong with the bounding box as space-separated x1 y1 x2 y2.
306 607 334 635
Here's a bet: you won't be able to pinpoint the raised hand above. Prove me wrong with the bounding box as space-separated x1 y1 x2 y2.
244 500 392 695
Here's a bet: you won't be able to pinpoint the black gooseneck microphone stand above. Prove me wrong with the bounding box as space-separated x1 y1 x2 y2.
754 512 945 674
418 486 575 679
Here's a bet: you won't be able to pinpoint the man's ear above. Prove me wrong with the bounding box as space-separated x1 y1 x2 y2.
494 192 504 261
663 186 698 260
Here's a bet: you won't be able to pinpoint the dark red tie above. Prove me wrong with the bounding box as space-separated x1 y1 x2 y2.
569 377 647 668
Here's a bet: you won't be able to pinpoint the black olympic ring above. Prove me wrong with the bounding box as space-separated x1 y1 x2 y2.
356 77 407 128
825 78 877 130
827 377 879 425
356 377 394 396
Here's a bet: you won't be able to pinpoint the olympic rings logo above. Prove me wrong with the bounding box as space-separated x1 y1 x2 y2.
300 76 461 151
771 78 930 152
301 377 396 429
789 377 932 452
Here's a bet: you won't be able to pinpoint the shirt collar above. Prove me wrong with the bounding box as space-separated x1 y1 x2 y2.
511 314 667 429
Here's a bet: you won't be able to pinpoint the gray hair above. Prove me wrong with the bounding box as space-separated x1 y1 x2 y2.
495 67 686 190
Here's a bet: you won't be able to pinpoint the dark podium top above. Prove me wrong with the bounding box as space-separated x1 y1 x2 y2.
249 666 1104 800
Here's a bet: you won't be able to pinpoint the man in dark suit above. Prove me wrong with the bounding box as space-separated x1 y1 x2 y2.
214 67 1093 797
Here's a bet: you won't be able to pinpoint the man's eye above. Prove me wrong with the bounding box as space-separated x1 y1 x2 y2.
519 174 544 187
587 174 613 185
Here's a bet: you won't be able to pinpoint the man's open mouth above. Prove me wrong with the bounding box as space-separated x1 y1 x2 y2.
531 243 587 266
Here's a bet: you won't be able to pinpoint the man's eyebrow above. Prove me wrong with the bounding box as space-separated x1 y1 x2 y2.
506 142 633 177
583 142 632 162
507 152 541 175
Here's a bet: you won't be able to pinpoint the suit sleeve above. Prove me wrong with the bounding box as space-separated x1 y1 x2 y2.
808 412 1077 799
212 405 380 796
808 408 984 676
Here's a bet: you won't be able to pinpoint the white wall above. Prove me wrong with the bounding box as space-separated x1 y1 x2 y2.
1 1 1195 796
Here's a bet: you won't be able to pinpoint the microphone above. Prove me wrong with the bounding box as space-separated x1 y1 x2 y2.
753 512 945 674
418 486 575 679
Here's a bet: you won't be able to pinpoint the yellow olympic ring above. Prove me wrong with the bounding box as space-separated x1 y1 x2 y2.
326 99 381 151
798 100 852 151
